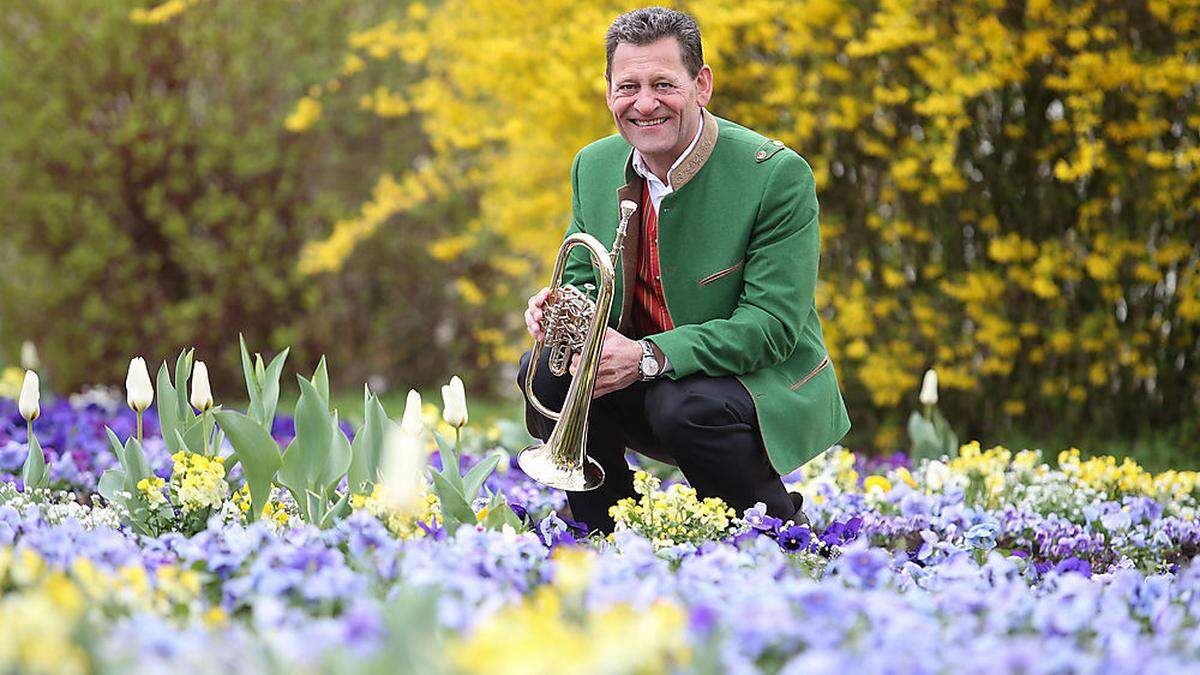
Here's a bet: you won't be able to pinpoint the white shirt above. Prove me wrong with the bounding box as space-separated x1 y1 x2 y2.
630 113 705 214
628 113 704 375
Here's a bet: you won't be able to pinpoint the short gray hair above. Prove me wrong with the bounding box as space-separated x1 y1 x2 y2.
604 7 703 79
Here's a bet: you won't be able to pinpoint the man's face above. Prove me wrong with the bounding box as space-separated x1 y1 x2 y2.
606 37 713 164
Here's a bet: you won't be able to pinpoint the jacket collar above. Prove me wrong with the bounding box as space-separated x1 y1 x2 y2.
622 107 719 192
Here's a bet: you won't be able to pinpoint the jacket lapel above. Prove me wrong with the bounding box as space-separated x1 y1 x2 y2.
614 175 643 336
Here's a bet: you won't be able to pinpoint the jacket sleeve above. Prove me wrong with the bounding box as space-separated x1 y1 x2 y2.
559 151 597 292
648 152 820 378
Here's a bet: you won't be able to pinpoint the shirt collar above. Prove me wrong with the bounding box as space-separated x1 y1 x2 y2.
631 111 705 189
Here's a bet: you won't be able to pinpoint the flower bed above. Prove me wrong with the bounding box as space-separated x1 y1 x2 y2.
3 373 1200 672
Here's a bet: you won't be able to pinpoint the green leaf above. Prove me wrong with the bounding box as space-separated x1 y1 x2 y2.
214 410 284 521
98 468 126 504
239 334 265 426
348 394 387 494
433 431 465 495
260 347 290 430
312 356 329 405
306 489 324 526
324 413 353 495
122 436 152 486
482 493 523 531
157 361 181 454
173 348 195 424
430 471 475 531
104 426 126 466
181 413 207 456
320 489 352 529
22 429 47 491
279 376 332 500
462 453 501 503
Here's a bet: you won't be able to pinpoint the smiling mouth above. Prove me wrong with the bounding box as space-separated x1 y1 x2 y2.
630 117 668 127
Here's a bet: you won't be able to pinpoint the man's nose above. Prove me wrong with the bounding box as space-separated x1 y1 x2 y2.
633 90 659 115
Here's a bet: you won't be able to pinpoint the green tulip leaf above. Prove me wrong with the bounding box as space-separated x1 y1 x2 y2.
348 393 388 495
312 356 330 406
462 453 501 503
324 413 353 496
214 410 284 521
21 429 47 491
157 361 181 454
430 470 474 531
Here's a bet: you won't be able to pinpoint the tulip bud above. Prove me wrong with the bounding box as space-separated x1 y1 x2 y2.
18 370 40 422
400 389 423 435
20 341 39 371
441 375 468 429
190 361 214 411
126 357 154 413
919 368 938 407
379 421 426 513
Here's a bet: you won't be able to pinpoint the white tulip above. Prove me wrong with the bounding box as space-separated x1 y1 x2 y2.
919 368 939 406
380 421 426 512
190 361 214 411
400 389 423 435
18 370 40 422
441 375 468 429
125 357 154 413
20 341 39 371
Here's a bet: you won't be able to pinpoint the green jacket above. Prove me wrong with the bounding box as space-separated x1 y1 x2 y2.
556 108 851 475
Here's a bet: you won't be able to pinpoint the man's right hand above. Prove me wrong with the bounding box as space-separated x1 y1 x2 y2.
524 286 552 341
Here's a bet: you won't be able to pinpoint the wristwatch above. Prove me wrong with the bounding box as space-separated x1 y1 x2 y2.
637 340 661 380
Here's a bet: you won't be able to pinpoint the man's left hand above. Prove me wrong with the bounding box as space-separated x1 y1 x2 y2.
568 327 642 398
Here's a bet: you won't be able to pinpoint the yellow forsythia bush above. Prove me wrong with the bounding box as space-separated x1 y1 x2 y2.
296 1 1198 446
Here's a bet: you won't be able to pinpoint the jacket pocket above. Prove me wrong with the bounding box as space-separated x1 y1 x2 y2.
790 354 830 391
697 260 745 286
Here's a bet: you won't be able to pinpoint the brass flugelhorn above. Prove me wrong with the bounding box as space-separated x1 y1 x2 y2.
518 199 638 491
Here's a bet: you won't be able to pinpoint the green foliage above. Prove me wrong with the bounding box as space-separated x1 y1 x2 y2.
0 0 462 394
20 423 48 492
429 430 521 533
908 406 959 463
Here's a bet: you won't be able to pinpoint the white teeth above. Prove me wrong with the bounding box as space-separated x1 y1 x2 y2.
631 118 667 127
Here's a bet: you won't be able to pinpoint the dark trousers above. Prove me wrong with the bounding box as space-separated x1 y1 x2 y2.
517 348 795 534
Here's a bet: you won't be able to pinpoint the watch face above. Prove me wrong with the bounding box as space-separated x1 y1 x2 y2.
641 356 660 377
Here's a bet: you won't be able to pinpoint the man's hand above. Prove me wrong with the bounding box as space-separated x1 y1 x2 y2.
523 286 551 341
569 327 642 398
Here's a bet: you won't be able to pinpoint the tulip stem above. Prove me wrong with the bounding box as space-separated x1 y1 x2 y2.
454 427 462 457
137 411 143 444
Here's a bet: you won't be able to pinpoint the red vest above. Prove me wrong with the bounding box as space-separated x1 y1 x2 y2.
633 182 675 337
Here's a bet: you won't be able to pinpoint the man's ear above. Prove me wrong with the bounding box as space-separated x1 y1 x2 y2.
604 73 613 107
695 64 713 107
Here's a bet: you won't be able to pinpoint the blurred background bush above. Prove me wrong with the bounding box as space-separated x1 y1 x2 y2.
1 0 1197 460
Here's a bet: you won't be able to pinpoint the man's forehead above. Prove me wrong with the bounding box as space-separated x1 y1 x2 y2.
610 38 688 79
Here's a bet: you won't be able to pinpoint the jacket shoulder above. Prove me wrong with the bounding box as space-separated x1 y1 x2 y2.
575 133 632 169
714 116 810 172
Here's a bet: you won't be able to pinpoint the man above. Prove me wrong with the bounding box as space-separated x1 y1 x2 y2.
518 7 851 534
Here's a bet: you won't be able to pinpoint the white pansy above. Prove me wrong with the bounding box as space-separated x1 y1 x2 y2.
125 357 154 413
190 361 214 411
925 460 949 491
919 368 939 406
441 375 468 428
19 370 40 422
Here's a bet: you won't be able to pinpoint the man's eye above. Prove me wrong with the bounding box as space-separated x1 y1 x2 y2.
619 84 637 92
655 82 673 90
